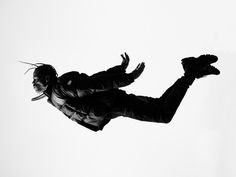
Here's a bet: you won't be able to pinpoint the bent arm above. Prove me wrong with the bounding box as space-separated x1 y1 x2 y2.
58 57 144 95
86 65 135 92
80 52 144 92
56 69 134 97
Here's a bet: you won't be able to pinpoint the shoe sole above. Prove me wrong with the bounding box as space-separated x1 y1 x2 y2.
196 65 220 78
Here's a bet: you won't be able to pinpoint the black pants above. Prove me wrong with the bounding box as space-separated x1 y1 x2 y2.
109 76 194 123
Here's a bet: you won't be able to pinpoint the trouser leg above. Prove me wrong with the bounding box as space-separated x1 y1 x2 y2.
110 75 194 123
110 92 162 122
157 75 194 123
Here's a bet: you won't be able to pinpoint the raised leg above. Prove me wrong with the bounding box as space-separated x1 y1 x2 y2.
109 54 220 123
109 76 193 123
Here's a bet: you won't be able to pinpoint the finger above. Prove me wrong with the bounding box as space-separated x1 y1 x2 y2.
121 54 125 60
125 52 129 59
138 62 145 71
141 63 145 70
136 63 141 69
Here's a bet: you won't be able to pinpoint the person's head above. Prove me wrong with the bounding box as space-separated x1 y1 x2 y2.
20 61 58 101
32 64 58 93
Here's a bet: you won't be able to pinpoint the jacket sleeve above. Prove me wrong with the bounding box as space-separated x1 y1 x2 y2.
84 65 135 92
57 65 135 97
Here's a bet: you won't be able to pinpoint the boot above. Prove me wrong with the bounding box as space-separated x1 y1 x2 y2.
182 54 220 79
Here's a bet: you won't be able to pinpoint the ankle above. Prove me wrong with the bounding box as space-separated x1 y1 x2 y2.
182 74 195 86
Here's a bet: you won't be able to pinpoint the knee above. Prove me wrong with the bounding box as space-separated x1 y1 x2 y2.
161 112 174 124
162 117 172 123
159 104 177 123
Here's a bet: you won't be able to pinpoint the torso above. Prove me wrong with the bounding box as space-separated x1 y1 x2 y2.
50 92 66 109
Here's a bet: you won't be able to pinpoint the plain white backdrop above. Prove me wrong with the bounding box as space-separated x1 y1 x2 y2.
0 0 235 177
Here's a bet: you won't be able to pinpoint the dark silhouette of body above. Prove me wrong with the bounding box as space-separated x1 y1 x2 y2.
25 53 220 131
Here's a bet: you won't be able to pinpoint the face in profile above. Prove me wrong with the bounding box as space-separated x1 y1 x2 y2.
32 71 48 93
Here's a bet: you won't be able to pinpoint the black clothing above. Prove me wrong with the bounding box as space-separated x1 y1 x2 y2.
109 76 192 123
44 65 193 132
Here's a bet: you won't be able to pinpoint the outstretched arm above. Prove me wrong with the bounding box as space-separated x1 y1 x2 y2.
86 53 145 92
56 53 145 97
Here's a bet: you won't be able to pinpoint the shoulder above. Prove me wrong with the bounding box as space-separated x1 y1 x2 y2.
52 72 81 98
58 71 88 83
53 71 90 98
59 71 84 80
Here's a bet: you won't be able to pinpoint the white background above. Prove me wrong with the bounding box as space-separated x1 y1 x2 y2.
1 0 236 177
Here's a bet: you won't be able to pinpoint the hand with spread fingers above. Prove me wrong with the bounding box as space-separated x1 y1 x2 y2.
120 52 130 70
130 62 145 80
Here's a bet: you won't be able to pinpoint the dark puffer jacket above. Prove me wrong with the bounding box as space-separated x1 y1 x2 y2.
44 65 134 132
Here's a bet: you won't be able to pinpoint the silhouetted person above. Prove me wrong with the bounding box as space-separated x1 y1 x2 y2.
23 53 220 131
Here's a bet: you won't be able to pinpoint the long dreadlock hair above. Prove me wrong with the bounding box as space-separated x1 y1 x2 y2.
20 61 58 101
